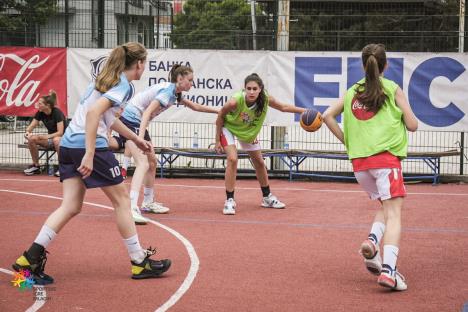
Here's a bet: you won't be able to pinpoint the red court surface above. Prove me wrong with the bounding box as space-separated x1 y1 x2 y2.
0 170 467 312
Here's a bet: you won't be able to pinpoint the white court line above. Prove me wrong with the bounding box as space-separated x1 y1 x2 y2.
0 267 47 312
0 189 199 312
1 178 468 197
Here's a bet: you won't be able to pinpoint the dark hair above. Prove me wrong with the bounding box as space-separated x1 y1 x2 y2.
95 42 147 93
244 73 266 116
356 43 388 113
168 64 193 103
41 90 57 109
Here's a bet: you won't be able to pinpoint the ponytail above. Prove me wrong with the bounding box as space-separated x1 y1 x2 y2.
356 43 387 113
41 90 57 109
168 64 193 103
95 42 147 93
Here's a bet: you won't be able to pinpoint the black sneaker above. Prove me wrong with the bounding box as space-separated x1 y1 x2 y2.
12 250 54 285
131 248 171 280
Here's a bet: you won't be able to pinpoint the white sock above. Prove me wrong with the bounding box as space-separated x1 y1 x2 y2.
34 225 57 248
369 222 386 245
123 234 146 263
123 156 131 170
130 190 139 207
143 187 154 204
383 245 399 275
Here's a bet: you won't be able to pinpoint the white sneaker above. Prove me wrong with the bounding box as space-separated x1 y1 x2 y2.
378 269 407 291
359 239 382 275
223 198 236 215
24 165 41 175
141 202 170 214
261 193 285 209
131 205 147 225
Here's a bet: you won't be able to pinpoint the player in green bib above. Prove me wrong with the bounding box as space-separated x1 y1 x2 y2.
323 44 418 291
215 73 306 215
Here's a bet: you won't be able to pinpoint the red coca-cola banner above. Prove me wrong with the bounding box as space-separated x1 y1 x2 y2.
0 47 67 117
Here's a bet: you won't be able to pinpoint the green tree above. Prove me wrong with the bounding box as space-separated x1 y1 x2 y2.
0 0 57 46
171 0 271 50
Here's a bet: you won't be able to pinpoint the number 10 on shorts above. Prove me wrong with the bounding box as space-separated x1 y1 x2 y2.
109 166 121 178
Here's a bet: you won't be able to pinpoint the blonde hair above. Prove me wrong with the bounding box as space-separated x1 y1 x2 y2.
95 42 147 93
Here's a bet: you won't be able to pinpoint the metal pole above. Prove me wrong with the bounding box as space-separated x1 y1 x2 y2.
460 132 465 175
170 2 174 48
250 0 257 50
273 0 290 170
156 0 160 49
98 0 104 48
460 0 465 52
276 0 290 51
65 0 69 47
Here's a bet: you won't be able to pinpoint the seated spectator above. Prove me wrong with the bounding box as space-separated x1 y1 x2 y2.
23 90 67 176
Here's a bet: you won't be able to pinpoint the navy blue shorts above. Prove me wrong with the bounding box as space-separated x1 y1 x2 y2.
59 146 123 189
119 117 151 145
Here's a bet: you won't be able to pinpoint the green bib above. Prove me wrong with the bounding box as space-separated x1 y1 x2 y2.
343 77 408 159
224 90 268 143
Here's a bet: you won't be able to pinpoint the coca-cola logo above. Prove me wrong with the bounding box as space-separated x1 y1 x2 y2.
351 97 375 120
0 53 48 108
90 55 135 100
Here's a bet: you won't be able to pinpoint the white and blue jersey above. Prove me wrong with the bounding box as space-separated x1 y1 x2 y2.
61 74 131 149
121 82 177 124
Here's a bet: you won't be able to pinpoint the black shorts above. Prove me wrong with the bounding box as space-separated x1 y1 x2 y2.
119 117 151 145
59 146 123 189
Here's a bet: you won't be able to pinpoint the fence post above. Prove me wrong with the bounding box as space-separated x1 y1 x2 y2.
460 132 465 175
271 126 286 171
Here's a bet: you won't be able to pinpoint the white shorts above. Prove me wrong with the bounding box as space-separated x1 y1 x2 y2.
220 127 261 151
354 168 406 201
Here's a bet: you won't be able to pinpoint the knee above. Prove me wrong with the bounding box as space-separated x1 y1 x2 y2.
226 155 238 166
251 157 265 169
53 136 61 146
65 205 82 218
148 158 157 171
27 136 38 145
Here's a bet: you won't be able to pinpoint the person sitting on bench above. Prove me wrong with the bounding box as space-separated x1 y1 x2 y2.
23 90 67 176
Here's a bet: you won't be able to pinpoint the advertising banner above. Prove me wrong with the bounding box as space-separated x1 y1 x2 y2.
67 49 468 131
0 47 67 117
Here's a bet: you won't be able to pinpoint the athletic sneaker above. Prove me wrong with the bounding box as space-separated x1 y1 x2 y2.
261 193 286 209
377 266 407 291
131 248 171 279
141 202 170 214
223 198 236 215
54 170 60 177
12 250 54 285
24 165 41 175
359 239 382 275
121 167 127 179
131 205 147 225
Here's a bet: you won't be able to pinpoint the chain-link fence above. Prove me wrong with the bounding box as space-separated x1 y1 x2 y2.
1 0 466 52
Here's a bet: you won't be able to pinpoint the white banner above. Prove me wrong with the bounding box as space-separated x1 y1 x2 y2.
68 49 468 131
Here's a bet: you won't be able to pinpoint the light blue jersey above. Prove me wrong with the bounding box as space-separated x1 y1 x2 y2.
61 74 131 148
121 82 176 124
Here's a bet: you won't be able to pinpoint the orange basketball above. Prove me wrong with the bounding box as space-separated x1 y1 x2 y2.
300 108 323 132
